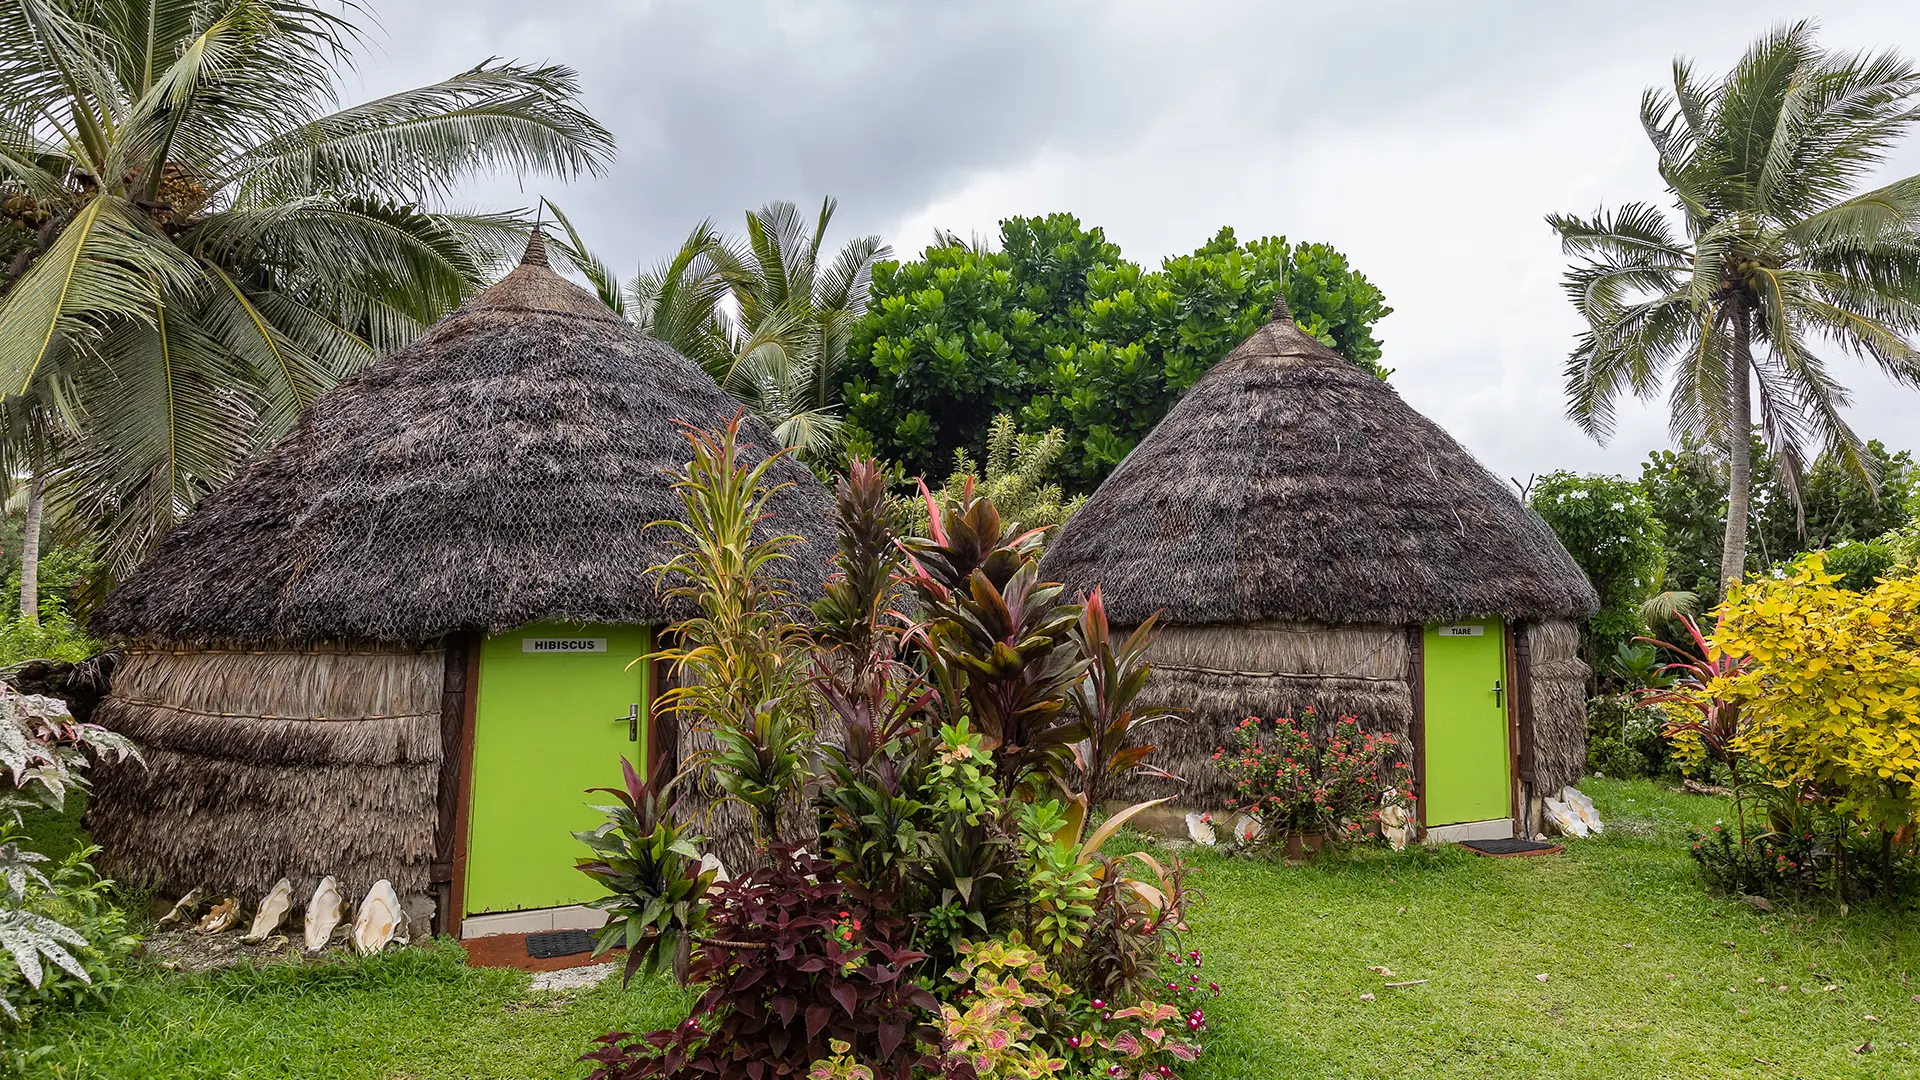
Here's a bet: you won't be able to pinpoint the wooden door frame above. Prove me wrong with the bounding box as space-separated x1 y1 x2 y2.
442 632 483 940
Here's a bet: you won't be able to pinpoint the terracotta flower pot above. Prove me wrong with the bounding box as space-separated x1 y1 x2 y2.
1283 831 1328 863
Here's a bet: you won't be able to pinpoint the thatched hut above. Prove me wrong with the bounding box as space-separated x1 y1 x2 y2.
1039 296 1597 841
86 234 833 937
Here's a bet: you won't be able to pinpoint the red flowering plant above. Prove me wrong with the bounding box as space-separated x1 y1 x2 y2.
1213 710 1413 846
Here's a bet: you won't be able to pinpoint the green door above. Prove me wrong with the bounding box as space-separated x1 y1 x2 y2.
1421 620 1510 826
466 622 651 915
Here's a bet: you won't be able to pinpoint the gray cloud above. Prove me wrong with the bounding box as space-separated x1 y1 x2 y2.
353 0 1920 483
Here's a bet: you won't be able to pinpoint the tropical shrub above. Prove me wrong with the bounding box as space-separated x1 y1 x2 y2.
1820 539 1898 592
1709 560 1920 875
1214 711 1413 845
591 448 1212 1076
649 415 816 846
1585 692 1676 780
1685 821 1818 898
1653 560 1920 900
936 936 1075 1079
573 761 717 984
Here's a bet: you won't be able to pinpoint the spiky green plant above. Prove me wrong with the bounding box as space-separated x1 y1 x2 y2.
1549 21 1920 590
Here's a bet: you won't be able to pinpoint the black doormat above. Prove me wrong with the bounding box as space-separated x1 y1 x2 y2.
526 929 596 959
1457 837 1564 858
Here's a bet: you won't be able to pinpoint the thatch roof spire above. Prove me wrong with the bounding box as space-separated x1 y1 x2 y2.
520 226 550 267
1270 288 1291 323
94 248 833 644
1039 313 1597 628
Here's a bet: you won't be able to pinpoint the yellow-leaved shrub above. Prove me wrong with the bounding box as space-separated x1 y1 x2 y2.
1704 558 1920 831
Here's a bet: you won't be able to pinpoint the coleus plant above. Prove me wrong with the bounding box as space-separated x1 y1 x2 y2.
584 848 938 1080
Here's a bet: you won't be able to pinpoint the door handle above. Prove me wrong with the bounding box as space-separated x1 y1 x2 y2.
1491 680 1505 707
614 703 639 742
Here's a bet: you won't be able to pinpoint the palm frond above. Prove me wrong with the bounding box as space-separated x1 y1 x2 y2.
0 196 197 393
233 60 613 205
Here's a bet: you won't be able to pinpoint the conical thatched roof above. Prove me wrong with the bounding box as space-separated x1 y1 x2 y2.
1039 297 1598 628
94 234 834 644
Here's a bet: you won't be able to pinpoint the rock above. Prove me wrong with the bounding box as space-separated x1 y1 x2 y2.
351 880 406 956
303 877 344 953
1232 814 1263 844
243 878 293 943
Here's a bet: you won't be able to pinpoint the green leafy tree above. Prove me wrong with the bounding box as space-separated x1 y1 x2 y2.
1753 440 1914 564
1528 471 1666 672
0 0 613 580
1550 22 1920 592
1639 439 1730 606
845 216 1389 489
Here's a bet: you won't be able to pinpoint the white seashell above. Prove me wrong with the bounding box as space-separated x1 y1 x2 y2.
303 876 345 952
1543 797 1589 838
1232 814 1264 844
243 878 293 943
1185 812 1217 846
1562 787 1604 833
197 897 241 933
158 886 207 928
351 880 405 956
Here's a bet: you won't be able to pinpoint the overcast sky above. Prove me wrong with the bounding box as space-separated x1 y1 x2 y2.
356 1 1919 487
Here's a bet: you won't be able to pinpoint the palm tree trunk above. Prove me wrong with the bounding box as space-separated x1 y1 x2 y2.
19 471 44 626
1719 302 1754 591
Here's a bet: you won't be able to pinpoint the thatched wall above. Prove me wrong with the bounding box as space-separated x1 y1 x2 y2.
87 644 442 903
1527 619 1589 795
1119 622 1415 806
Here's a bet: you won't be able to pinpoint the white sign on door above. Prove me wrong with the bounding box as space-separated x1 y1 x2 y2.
521 637 608 653
1438 625 1485 637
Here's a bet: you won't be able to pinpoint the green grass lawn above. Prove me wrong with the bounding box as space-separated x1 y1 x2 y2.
12 780 1917 1079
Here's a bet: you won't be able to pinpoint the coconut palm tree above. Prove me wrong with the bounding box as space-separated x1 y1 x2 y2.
1550 21 1920 589
713 199 888 458
0 0 614 585
550 197 885 459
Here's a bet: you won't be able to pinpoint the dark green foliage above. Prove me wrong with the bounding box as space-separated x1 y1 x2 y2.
1527 472 1664 667
1821 539 1898 591
844 217 1389 490
1584 693 1675 781
1639 441 1728 606
1752 442 1915 569
1638 439 1916 607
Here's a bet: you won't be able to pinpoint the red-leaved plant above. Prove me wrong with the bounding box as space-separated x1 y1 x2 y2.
583 847 938 1080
